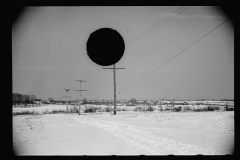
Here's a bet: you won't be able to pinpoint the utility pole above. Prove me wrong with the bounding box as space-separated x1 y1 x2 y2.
75 80 87 115
64 89 71 113
103 64 125 115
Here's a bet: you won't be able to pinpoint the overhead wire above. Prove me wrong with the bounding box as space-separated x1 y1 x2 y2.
126 6 190 45
127 15 223 69
28 7 223 100
81 6 216 98
117 18 229 95
125 6 184 44
73 7 189 85
125 9 221 64
80 7 189 83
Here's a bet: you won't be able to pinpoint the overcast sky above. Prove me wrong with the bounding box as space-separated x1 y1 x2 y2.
12 6 234 101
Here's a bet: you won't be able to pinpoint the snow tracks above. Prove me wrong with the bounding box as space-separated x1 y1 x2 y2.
73 116 215 155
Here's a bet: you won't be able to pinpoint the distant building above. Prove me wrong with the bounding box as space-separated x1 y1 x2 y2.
137 100 144 104
34 99 41 106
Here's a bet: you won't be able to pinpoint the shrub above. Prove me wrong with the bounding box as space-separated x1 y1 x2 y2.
158 106 167 111
201 106 208 111
133 106 155 112
69 106 79 113
207 105 214 111
213 106 220 111
104 106 113 112
173 106 181 112
97 108 104 112
146 106 155 111
134 106 142 112
158 105 165 111
184 106 192 111
165 106 172 112
116 107 124 111
43 109 50 114
84 105 98 113
13 110 41 116
226 105 234 111
51 109 66 114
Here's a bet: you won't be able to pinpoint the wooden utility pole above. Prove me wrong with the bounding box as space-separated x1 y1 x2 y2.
64 89 71 113
103 64 125 115
75 80 87 115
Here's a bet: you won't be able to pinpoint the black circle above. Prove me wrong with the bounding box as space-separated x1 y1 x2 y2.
86 28 125 66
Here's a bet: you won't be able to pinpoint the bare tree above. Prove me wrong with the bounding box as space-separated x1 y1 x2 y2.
129 98 137 105
83 98 87 104
12 93 17 106
30 95 37 107
16 93 24 106
23 94 31 107
13 93 38 107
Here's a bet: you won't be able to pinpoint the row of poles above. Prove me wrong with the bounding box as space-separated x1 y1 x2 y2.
64 80 86 115
64 64 125 115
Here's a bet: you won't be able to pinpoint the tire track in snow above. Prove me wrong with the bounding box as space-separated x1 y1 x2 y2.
73 116 215 155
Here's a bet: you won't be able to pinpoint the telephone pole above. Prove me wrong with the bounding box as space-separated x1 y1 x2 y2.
64 89 71 113
75 80 87 115
103 64 125 115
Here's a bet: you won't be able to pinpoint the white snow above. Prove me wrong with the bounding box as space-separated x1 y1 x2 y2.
13 111 234 155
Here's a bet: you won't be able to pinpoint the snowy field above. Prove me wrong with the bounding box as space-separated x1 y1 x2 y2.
12 104 135 114
13 104 70 113
13 110 234 155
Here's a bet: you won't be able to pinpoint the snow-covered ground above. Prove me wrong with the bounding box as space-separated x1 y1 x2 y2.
13 111 234 155
12 104 135 114
13 105 68 113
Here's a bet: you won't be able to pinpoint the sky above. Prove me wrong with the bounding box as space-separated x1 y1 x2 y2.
12 6 234 101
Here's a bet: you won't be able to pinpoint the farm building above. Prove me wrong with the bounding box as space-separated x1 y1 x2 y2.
34 99 41 106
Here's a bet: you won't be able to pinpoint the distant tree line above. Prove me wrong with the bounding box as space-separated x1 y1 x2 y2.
12 93 38 106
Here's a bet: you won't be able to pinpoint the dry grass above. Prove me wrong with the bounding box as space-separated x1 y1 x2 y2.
12 104 229 116
13 110 42 116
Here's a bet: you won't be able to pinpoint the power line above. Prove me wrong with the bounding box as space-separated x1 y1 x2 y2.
25 7 224 100
117 18 229 95
125 6 184 44
126 9 221 63
75 80 87 115
81 7 187 83
28 8 221 98
27 68 99 98
83 7 219 85
127 16 223 69
64 89 71 113
66 8 183 85
103 65 125 115
78 6 189 89
126 6 190 45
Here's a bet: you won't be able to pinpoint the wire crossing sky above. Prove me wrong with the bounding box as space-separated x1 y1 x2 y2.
125 6 186 44
117 18 229 95
12 6 234 101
